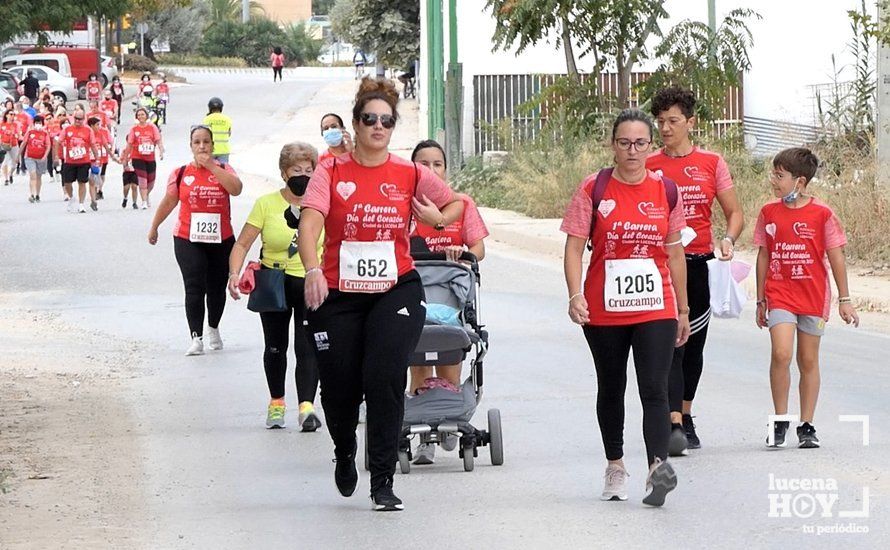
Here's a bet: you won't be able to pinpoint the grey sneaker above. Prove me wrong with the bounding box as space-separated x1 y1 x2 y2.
413 442 435 465
643 458 677 507
600 464 629 501
266 402 286 429
205 327 223 350
668 424 689 457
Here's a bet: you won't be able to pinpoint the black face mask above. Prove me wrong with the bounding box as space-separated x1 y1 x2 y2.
287 175 310 196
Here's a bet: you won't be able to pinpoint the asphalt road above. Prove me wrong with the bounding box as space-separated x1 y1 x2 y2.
0 71 887 548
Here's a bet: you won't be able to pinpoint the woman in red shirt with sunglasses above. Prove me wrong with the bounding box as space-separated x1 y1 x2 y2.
299 77 463 512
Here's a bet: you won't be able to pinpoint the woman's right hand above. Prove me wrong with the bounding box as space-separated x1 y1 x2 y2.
568 294 589 325
147 227 159 245
342 130 354 152
227 274 241 300
755 301 768 329
304 269 328 311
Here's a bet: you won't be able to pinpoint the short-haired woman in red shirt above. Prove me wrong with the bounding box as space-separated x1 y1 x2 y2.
562 109 690 507
298 77 463 512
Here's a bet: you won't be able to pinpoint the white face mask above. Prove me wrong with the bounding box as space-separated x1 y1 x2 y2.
34 123 43 129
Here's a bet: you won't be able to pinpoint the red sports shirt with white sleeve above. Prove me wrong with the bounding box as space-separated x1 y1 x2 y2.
100 99 117 120
91 127 112 164
412 194 489 251
0 122 19 146
14 112 31 136
86 81 102 101
646 147 732 254
753 198 847 320
561 170 687 326
302 154 455 292
155 82 170 100
58 125 94 165
166 163 237 242
23 127 50 159
127 124 161 162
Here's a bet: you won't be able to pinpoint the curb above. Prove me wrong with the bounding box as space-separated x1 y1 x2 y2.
158 66 354 78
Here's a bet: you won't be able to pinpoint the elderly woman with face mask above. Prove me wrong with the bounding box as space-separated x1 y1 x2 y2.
227 142 325 432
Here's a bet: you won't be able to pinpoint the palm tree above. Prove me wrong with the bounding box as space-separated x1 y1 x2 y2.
207 0 266 25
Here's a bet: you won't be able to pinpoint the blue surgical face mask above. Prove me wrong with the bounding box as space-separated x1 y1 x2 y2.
323 127 343 147
782 185 801 204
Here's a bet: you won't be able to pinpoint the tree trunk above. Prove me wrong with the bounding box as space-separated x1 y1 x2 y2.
560 15 579 82
142 35 156 61
616 44 630 108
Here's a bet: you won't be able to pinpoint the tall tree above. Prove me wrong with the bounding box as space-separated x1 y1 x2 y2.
0 0 125 44
142 1 211 55
205 0 266 26
329 0 418 68
642 8 759 121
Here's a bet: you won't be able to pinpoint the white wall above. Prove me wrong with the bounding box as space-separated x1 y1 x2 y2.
427 0 875 154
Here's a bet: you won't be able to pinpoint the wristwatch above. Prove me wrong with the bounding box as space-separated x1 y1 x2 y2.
434 217 446 231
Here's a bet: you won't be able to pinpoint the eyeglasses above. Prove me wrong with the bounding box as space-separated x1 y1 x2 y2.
614 138 652 152
359 112 396 129
74 117 85 121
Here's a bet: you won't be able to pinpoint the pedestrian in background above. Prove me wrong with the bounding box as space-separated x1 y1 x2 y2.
271 47 285 82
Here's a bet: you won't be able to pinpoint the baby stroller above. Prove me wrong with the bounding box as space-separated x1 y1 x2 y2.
363 248 501 473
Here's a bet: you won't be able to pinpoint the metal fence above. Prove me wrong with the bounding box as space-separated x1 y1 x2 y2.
472 72 743 155
742 116 823 157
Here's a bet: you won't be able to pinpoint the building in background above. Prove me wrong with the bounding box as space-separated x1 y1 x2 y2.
256 0 312 24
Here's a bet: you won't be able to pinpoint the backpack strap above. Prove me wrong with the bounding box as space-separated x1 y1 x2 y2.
662 175 679 212
174 165 186 190
586 167 613 250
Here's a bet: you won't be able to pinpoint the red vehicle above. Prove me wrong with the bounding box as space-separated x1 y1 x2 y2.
22 46 101 97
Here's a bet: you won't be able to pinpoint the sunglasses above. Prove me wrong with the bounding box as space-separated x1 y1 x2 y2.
359 112 396 129
74 117 85 121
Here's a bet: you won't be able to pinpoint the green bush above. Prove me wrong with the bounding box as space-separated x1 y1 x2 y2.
200 17 287 68
123 54 157 73
156 53 247 67
282 22 323 66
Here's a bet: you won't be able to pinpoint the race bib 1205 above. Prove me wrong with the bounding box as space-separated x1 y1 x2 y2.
604 258 665 312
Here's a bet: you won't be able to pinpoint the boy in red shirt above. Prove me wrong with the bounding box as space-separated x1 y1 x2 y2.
754 148 859 449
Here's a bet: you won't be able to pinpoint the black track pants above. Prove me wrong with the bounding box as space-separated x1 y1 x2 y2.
669 257 711 412
173 236 234 337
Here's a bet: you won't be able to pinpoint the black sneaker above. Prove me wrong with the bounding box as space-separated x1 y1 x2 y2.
122 198 127 208
35 195 40 202
97 190 104 200
668 423 689 457
333 444 358 497
682 414 700 449
767 420 790 448
797 422 820 449
370 479 404 512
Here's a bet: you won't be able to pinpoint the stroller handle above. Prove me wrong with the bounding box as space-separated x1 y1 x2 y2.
411 251 478 266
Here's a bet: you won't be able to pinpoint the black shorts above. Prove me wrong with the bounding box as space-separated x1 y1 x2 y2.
122 171 138 186
61 163 90 184
100 163 108 177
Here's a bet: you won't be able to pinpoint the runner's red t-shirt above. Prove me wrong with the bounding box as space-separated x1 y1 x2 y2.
646 147 733 254
561 170 687 326
90 127 111 164
166 163 237 241
86 81 102 101
0 122 18 146
87 110 109 128
412 194 489 251
302 154 456 292
23 127 50 159
155 82 169 100
127 123 161 161
99 99 117 121
58 125 94 165
753 198 847 320
14 112 31 137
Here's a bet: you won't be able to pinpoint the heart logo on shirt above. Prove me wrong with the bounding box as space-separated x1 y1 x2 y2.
380 182 398 198
598 199 616 218
183 175 195 186
683 166 700 178
637 201 656 216
337 180 356 201
765 223 776 238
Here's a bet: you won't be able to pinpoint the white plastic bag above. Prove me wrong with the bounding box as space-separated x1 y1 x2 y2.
707 258 750 319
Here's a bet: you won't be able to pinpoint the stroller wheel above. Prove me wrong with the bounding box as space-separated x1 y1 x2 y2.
398 450 411 474
488 409 504 466
461 446 475 472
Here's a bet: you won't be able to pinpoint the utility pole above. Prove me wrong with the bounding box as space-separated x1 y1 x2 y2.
427 0 445 140
708 0 717 62
878 1 890 185
242 0 250 23
444 0 463 167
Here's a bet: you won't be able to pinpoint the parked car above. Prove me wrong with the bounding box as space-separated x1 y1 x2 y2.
3 47 100 99
0 70 20 101
100 55 118 87
0 87 12 103
5 65 77 103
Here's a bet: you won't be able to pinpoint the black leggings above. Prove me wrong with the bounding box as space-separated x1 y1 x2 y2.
173 236 234 337
669 257 711 412
307 272 425 492
273 66 283 81
259 273 319 403
583 319 678 466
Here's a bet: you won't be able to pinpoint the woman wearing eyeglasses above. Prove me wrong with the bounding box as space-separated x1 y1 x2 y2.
227 142 325 431
298 77 463 512
121 107 164 210
148 125 242 356
562 108 690 507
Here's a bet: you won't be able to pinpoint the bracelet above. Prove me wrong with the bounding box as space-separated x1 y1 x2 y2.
678 307 690 314
305 267 322 277
664 239 682 246
723 235 736 245
569 293 583 302
838 296 852 304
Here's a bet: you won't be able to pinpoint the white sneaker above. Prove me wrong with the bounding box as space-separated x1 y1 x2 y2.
205 327 223 350
146 196 151 207
358 401 367 424
185 334 204 356
78 203 86 213
601 464 629 501
141 202 148 210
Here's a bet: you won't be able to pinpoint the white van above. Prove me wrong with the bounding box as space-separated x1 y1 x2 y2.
1 53 72 77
